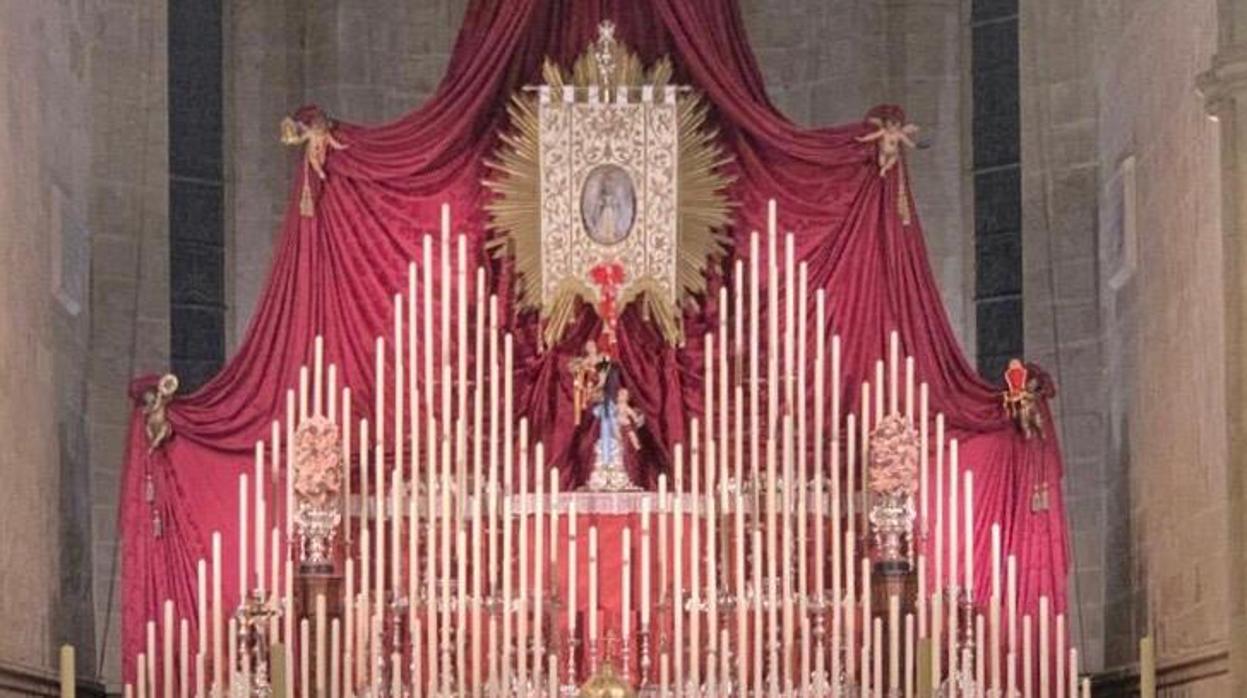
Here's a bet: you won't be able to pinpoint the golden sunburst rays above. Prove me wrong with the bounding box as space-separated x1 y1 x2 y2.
483 29 734 348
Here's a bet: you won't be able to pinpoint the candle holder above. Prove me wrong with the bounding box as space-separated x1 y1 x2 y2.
560 632 581 697
232 589 281 698
637 623 652 688
587 636 601 677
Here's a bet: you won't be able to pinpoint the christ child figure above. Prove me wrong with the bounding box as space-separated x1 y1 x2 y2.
615 387 644 451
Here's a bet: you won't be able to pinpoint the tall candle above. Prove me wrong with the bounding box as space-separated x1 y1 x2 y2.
641 499 652 625
748 231 760 488
904 614 915 698
238 475 248 598
330 620 341 698
567 501 578 632
1022 615 1033 698
965 469 974 594
889 596 900 694
211 533 222 694
1039 597 1050 698
1057 614 1066 698
162 601 173 698
1008 555 1018 654
1140 635 1156 698
254 444 266 594
889 331 899 415
316 594 327 697
197 560 207 659
588 527 599 643
533 449 546 680
622 528 632 639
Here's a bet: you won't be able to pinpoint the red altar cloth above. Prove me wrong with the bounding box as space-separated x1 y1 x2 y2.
119 0 1069 681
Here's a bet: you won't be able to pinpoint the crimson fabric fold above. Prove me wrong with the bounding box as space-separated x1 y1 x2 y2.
120 0 1067 680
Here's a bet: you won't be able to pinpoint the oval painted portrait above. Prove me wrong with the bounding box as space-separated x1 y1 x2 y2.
580 164 636 245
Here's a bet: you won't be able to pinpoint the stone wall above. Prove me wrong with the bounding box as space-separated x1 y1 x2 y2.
0 0 169 689
1023 0 1230 690
741 0 973 351
1095 0 1227 693
1018 0 1108 673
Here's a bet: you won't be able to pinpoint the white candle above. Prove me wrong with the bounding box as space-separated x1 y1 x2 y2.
211 533 222 694
622 528 632 639
889 331 899 415
905 614 915 698
567 501 578 632
330 620 340 698
1040 597 1050 698
534 449 546 680
315 594 327 697
641 498 652 626
196 560 207 659
588 527 599 643
965 469 974 594
238 475 248 598
1008 555 1018 654
162 601 173 698
1023 615 1033 698
889 596 900 694
1057 613 1066 698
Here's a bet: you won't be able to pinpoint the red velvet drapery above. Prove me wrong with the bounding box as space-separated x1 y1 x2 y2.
121 0 1067 680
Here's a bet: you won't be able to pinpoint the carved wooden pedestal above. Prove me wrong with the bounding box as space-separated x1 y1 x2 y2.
870 560 917 618
295 567 344 622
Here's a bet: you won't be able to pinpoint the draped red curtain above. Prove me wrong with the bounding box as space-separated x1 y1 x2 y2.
121 0 1067 680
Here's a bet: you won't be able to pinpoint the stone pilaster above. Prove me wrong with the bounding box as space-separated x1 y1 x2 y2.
1199 32 1247 698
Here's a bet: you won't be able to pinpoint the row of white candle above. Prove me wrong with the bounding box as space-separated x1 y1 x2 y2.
123 202 1092 697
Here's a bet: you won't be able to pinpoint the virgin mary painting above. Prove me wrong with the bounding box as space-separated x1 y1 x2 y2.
580 164 636 244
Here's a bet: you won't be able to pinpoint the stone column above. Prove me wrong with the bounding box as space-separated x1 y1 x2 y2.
1200 11 1247 692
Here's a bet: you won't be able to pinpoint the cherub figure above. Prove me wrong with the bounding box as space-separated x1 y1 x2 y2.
857 116 918 177
615 387 645 451
143 373 179 454
281 109 347 181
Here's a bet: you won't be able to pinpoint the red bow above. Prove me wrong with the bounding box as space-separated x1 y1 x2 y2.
589 262 626 356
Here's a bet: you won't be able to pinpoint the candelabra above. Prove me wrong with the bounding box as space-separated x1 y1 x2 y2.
232 590 281 698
